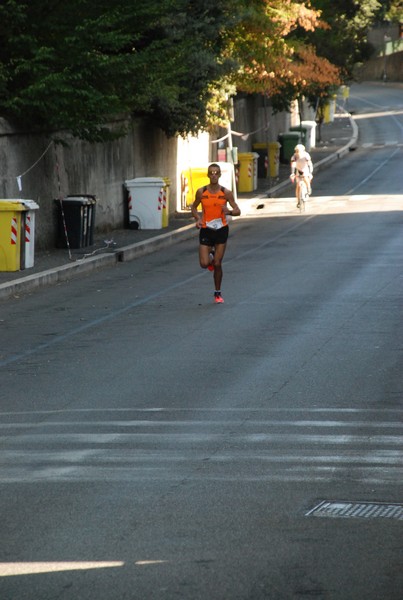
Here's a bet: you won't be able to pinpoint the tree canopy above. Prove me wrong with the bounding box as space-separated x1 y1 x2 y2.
225 0 342 114
0 0 396 141
299 0 384 78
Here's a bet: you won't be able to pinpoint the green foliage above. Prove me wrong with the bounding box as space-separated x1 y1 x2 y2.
226 1 341 114
0 0 236 140
383 0 403 23
303 0 386 79
0 0 389 140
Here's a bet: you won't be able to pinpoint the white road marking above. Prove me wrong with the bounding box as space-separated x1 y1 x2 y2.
1 410 402 485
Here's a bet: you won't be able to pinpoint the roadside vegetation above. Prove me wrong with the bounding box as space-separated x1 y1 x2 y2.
0 0 400 141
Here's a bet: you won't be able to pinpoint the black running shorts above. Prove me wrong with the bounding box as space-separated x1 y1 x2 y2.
199 225 229 246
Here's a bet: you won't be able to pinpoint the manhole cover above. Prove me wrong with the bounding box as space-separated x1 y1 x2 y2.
306 501 403 520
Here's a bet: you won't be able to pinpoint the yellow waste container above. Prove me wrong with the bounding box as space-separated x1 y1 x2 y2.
161 178 170 227
181 168 210 208
180 163 234 209
0 199 39 268
341 85 350 100
238 152 259 192
253 143 281 178
0 200 26 272
268 142 281 177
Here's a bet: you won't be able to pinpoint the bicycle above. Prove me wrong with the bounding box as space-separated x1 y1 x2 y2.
291 172 310 212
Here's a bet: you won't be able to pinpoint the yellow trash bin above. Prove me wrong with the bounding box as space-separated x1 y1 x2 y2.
181 163 234 208
341 85 350 100
268 142 281 177
238 152 259 192
181 168 210 208
0 200 26 272
161 178 170 227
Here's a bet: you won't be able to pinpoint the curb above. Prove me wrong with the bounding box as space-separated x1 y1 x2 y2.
0 252 117 300
0 112 357 301
117 223 195 263
0 225 196 301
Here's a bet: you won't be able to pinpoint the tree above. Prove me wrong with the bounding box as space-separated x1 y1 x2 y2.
385 0 403 22
220 0 341 115
0 0 235 140
0 0 351 141
301 0 386 79
0 1 142 140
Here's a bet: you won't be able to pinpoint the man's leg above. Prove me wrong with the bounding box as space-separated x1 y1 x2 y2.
212 243 226 291
199 243 213 269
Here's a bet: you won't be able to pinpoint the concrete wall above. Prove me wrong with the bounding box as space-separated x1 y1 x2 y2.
355 51 403 82
367 23 401 53
212 95 291 157
0 95 292 250
0 118 179 249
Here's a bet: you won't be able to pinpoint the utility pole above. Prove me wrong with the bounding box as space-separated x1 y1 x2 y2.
227 97 238 202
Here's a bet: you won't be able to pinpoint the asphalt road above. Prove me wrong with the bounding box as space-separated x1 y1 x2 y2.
0 83 402 600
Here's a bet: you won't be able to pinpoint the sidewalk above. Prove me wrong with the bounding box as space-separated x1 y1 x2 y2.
0 111 357 301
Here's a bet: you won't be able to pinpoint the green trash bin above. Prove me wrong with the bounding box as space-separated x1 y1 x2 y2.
290 125 308 147
278 132 302 164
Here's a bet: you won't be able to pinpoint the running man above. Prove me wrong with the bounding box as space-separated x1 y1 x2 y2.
191 163 241 304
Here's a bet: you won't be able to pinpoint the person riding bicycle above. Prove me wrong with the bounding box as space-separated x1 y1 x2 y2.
290 144 313 207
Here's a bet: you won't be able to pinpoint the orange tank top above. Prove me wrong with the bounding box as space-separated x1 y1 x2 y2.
200 186 228 229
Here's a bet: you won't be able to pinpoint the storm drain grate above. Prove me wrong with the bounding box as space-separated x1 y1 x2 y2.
306 501 403 520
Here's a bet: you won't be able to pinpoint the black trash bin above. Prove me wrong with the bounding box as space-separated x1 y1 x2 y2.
55 195 96 249
252 143 269 178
